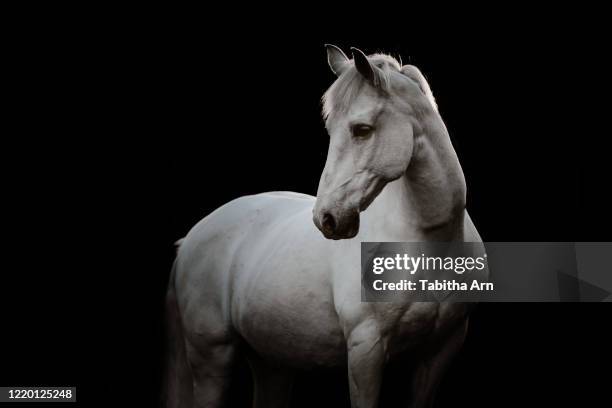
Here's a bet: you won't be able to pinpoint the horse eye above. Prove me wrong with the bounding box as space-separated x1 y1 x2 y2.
352 124 374 139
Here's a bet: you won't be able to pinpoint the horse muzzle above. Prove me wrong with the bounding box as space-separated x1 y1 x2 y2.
313 205 360 240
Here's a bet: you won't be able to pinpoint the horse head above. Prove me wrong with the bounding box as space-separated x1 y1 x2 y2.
313 45 438 239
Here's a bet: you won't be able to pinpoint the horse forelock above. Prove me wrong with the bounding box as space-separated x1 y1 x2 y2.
322 53 436 120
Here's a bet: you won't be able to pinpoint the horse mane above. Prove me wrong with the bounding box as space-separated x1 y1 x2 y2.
322 53 437 120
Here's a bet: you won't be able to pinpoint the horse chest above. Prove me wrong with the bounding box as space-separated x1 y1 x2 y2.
378 302 469 356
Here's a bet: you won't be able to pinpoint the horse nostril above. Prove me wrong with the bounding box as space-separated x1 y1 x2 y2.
321 212 337 234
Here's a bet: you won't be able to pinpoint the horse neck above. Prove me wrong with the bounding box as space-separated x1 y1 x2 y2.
362 111 467 241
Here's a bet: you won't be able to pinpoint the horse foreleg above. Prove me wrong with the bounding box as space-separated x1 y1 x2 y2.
410 320 468 408
346 319 385 408
248 354 294 408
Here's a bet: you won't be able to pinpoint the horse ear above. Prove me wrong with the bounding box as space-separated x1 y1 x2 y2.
351 47 380 86
401 64 438 111
325 44 349 76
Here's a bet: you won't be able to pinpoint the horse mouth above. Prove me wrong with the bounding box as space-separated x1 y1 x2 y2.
327 226 359 240
315 209 360 240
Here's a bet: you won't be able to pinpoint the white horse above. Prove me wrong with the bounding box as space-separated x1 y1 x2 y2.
165 45 482 408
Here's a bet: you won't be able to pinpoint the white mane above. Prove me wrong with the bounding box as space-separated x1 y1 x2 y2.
322 53 437 120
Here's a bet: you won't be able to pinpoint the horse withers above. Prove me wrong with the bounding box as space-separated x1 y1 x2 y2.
165 45 483 408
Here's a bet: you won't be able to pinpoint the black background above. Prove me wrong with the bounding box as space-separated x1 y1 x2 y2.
2 17 611 408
